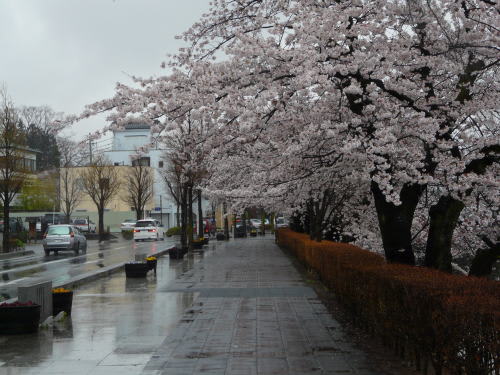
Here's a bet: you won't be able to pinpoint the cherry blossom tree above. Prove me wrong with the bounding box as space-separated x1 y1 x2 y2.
75 0 499 274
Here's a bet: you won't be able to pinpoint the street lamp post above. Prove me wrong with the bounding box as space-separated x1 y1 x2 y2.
160 195 163 226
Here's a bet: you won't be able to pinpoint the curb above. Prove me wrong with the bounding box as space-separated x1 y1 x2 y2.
2 246 175 303
0 250 36 260
55 245 175 290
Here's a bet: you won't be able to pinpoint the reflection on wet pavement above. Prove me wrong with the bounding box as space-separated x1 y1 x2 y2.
0 238 177 301
0 249 205 375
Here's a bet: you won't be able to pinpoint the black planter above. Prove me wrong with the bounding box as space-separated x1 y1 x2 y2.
53 291 73 316
146 259 157 274
192 241 203 249
0 304 41 334
125 263 149 278
169 247 185 260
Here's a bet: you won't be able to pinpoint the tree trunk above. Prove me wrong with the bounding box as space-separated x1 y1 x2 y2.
176 202 180 227
135 209 143 221
2 202 10 253
187 186 193 250
198 190 203 238
424 196 464 272
180 186 188 249
223 202 229 239
371 181 424 265
469 238 500 277
98 207 105 242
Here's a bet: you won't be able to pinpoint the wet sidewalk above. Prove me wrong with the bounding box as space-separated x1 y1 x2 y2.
142 238 406 375
0 237 411 375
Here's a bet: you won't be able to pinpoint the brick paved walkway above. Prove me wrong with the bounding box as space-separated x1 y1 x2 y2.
142 237 394 375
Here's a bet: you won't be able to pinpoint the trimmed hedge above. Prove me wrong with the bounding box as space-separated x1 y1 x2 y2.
166 226 181 236
276 229 499 375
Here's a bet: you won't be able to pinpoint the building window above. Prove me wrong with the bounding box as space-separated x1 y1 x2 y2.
132 157 150 167
158 161 163 168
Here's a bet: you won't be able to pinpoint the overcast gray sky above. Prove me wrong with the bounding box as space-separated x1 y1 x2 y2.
0 0 209 142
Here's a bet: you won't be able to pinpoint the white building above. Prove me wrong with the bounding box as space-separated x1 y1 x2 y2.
104 123 177 228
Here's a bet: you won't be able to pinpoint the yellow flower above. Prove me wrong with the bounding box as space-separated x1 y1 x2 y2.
52 288 71 293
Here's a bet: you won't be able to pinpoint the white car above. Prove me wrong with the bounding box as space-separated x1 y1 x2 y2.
249 218 270 228
275 217 288 228
120 219 136 231
133 219 165 241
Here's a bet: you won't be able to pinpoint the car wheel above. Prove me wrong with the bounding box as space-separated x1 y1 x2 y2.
44 249 50 256
74 243 79 255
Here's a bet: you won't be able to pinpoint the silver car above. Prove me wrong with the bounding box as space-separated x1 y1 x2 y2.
42 225 87 256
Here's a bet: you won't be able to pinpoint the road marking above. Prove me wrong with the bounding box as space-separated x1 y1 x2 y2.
1 277 30 286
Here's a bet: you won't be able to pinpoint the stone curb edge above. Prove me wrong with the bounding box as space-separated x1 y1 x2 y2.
54 245 175 290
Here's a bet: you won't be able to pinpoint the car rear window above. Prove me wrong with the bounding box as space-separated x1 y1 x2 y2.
47 226 71 235
73 219 86 225
135 221 155 227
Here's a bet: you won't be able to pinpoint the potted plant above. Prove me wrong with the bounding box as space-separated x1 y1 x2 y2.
0 301 41 334
125 261 149 277
192 238 204 249
52 287 74 316
145 256 157 274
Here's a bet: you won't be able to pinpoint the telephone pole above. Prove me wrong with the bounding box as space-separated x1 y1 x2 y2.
89 135 93 165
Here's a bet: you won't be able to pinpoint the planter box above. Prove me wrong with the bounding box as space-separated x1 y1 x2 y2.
52 291 73 316
0 304 41 334
146 259 157 274
169 247 185 260
125 263 149 278
192 241 204 249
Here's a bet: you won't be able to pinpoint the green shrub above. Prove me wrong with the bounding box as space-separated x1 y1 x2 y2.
276 228 500 375
166 226 181 236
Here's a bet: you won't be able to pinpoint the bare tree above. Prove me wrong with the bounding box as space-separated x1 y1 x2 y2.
0 89 28 252
60 168 83 224
122 163 154 220
18 106 65 135
58 138 86 223
79 156 121 241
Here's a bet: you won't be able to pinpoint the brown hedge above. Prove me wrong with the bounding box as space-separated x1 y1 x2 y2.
276 228 500 375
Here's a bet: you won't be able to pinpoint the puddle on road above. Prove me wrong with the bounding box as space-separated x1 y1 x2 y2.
0 254 201 373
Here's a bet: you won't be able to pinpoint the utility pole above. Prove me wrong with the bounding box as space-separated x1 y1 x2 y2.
89 135 93 165
160 195 163 226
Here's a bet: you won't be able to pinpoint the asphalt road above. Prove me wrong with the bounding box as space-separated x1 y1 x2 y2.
0 235 178 301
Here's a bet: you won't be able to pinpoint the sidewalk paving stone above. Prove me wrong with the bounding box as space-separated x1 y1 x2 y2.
142 238 412 375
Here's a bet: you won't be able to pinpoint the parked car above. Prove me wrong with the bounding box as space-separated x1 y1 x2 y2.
133 219 165 241
42 225 87 256
275 217 288 228
71 218 97 233
249 218 269 229
234 223 247 238
120 219 136 232
0 218 24 233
